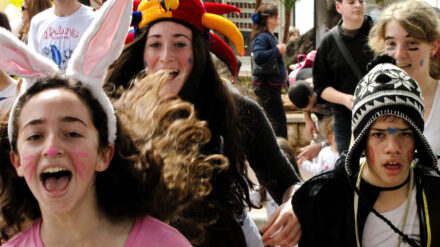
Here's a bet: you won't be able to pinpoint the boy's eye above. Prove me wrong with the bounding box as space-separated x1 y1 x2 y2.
371 132 384 138
400 132 413 137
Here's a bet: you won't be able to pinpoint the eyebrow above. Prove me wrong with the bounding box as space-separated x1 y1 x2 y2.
384 34 411 40
147 33 192 41
23 116 87 129
371 127 411 131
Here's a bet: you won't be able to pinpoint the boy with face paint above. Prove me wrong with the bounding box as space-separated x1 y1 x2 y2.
292 56 440 246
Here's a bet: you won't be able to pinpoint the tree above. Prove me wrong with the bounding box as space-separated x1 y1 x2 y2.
279 0 301 43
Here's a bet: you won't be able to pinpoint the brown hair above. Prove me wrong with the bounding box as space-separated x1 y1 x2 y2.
0 74 227 244
369 0 440 79
250 3 278 43
18 0 52 41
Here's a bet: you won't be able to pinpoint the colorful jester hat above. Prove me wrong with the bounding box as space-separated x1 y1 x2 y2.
0 0 134 144
130 0 245 77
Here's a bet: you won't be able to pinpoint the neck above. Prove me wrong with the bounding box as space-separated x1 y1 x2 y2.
40 201 133 247
330 142 338 153
341 19 363 30
374 183 410 213
0 71 13 92
54 0 81 17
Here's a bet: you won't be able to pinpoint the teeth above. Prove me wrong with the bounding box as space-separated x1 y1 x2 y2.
43 167 67 173
388 162 398 165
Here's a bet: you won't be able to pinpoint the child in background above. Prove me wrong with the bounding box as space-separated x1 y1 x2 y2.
301 116 339 175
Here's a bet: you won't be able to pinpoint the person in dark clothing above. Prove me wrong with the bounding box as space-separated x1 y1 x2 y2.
106 0 302 246
251 3 288 138
313 0 374 154
293 57 440 246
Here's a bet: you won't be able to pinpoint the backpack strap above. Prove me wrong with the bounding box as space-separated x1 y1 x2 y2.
331 27 362 81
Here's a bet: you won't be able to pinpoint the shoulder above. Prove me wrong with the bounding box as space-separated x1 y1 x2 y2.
3 220 41 247
31 7 54 24
128 216 191 247
294 161 348 205
232 93 266 123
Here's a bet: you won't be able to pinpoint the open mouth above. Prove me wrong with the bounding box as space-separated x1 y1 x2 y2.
40 167 72 192
383 161 402 173
167 69 180 80
396 63 411 69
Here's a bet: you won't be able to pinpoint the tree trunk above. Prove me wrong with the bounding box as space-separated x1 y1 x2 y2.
283 8 292 43
255 0 262 10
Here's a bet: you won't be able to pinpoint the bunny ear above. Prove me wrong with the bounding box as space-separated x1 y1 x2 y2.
0 27 59 85
66 0 133 86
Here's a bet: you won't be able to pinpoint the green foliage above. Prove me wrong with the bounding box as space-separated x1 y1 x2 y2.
278 0 300 10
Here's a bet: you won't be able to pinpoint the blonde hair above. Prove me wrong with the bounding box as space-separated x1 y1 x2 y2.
319 116 334 140
112 72 228 244
368 0 440 79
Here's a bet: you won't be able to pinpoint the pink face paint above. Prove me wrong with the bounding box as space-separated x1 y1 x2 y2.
23 154 37 160
23 161 36 182
46 147 57 156
71 152 89 179
406 150 413 164
367 145 375 165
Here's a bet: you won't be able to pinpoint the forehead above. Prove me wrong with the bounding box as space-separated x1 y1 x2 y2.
385 20 408 37
148 21 192 38
19 88 92 125
370 116 410 129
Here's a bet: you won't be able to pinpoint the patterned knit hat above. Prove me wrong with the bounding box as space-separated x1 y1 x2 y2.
345 58 438 176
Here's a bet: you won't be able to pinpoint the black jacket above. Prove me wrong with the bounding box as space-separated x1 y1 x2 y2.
313 16 374 114
292 154 440 246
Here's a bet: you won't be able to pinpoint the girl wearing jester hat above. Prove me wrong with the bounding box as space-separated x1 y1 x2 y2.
293 56 440 246
106 0 302 246
369 0 440 161
0 0 226 246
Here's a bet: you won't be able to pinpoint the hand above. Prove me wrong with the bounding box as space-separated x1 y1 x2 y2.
305 119 319 142
277 43 287 54
343 94 354 110
297 143 322 165
260 200 302 247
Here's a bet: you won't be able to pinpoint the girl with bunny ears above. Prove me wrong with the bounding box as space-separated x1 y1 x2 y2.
0 0 226 245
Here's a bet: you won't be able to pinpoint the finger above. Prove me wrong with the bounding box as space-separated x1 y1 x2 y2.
278 219 302 247
260 208 279 234
266 217 295 246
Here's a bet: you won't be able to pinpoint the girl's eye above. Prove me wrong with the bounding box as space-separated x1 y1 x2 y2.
384 41 396 51
148 42 160 48
175 42 187 48
27 134 43 141
66 132 82 138
407 41 419 51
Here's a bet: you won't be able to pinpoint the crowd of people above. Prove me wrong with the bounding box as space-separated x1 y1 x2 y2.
0 0 439 246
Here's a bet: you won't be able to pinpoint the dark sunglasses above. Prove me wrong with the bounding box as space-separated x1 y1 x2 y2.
22 6 27 11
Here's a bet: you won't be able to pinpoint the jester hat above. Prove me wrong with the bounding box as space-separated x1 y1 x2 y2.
0 0 134 144
129 0 244 77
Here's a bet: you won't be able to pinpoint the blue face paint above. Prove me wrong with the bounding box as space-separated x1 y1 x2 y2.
420 59 424 66
386 127 407 135
188 57 192 64
143 60 148 67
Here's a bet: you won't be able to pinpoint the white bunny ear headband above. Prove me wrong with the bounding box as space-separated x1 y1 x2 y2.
1 0 133 144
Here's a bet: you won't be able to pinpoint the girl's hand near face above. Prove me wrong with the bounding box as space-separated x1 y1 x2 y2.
277 43 286 54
